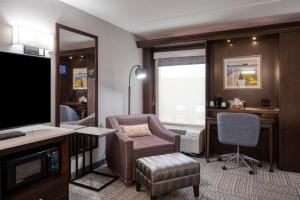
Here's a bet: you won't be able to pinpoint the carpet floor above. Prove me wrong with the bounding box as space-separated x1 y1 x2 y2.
70 157 300 200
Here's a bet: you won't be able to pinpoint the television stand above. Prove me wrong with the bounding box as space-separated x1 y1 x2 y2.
0 131 26 141
0 125 72 200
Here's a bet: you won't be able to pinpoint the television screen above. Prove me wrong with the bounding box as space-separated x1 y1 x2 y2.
0 51 51 130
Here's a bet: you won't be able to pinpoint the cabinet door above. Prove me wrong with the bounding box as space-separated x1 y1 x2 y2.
279 31 300 172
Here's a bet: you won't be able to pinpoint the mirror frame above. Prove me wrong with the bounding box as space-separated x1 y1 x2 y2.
55 23 98 127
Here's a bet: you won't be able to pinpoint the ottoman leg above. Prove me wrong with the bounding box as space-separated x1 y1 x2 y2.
136 181 141 192
193 185 199 197
151 195 157 200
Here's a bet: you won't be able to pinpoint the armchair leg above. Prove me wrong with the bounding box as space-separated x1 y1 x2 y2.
193 185 199 197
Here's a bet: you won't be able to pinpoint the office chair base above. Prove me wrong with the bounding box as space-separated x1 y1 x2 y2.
219 146 260 174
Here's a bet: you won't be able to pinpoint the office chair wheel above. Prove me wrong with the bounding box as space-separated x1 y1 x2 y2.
222 166 227 170
249 169 254 175
257 163 263 168
217 156 222 161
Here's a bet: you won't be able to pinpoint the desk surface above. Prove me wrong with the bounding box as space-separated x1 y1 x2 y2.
209 107 279 114
75 127 117 137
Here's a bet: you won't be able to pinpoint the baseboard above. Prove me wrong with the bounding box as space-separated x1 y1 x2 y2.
71 159 106 179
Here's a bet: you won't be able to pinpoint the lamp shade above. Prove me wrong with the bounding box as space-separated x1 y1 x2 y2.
134 65 146 79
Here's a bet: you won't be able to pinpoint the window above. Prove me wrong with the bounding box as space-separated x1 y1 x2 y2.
155 50 206 126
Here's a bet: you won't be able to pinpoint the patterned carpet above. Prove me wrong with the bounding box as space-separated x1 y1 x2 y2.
70 157 300 200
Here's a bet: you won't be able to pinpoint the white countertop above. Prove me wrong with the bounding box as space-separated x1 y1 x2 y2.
0 125 74 151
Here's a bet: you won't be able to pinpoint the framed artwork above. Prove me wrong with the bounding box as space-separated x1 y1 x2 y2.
73 68 87 90
223 55 262 89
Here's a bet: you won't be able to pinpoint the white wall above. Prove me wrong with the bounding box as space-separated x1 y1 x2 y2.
0 0 143 168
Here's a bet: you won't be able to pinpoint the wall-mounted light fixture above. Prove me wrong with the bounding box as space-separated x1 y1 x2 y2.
13 26 53 50
227 39 231 43
252 36 257 41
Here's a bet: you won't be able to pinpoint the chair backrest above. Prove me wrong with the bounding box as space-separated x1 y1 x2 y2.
115 114 149 125
217 112 260 147
106 114 165 136
60 105 80 122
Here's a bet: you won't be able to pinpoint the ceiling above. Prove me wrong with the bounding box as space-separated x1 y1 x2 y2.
58 0 300 39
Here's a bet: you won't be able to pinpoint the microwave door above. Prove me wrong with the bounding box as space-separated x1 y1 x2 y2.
6 151 48 191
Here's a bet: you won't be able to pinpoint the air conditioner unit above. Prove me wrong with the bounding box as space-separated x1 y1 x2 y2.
165 124 205 155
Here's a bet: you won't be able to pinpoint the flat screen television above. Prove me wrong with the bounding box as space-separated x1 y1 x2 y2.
0 51 51 131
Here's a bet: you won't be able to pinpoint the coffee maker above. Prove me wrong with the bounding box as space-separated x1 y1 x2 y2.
214 96 222 108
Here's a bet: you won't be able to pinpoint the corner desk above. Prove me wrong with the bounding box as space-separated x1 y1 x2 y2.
206 107 279 172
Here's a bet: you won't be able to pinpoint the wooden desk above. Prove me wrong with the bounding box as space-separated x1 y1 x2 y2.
206 107 279 172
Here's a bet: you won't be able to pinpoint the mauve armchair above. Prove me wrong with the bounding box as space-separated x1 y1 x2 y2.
106 114 180 185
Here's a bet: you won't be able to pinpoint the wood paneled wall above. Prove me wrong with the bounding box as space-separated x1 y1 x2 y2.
279 31 300 172
209 36 279 107
143 48 155 114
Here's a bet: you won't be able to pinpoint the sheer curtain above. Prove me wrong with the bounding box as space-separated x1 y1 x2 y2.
154 49 206 126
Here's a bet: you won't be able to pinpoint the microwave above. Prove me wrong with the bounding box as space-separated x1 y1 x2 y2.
3 146 60 193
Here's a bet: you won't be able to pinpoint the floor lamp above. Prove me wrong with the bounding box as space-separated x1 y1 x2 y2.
128 65 147 115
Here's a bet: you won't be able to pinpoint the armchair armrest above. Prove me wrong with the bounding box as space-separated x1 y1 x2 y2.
149 115 181 152
106 117 134 183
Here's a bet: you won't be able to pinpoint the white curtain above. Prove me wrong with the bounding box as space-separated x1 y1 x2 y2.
154 49 206 126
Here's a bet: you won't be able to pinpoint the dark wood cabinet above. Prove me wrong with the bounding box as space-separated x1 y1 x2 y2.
279 31 300 172
0 135 70 200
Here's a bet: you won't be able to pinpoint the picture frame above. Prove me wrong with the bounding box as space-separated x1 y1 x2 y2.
73 68 87 90
223 55 262 89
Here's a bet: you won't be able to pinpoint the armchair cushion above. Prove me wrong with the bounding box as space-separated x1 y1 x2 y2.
132 135 174 159
121 123 152 138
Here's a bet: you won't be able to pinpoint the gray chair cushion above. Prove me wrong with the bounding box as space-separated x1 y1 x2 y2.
217 112 260 147
136 153 200 182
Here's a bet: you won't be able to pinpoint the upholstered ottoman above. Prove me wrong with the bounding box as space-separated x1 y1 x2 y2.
135 153 200 200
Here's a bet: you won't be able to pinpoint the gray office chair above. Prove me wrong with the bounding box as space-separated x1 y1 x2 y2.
217 112 261 174
60 105 80 122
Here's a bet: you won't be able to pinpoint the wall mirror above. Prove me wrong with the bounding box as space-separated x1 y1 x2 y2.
55 24 98 127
